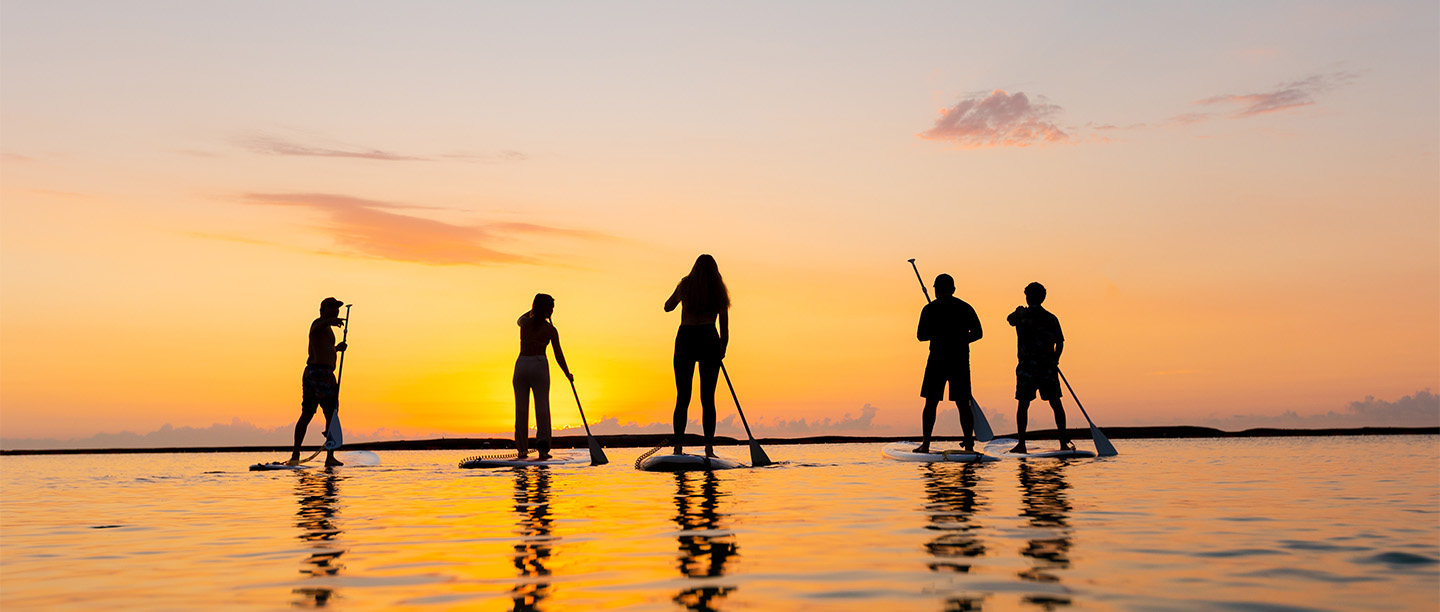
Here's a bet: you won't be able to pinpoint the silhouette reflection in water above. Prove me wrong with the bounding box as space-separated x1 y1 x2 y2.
511 467 556 611
1017 462 1074 609
672 471 738 611
922 463 989 611
292 468 345 607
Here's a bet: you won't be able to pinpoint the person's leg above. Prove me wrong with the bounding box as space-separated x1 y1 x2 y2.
1049 398 1070 449
514 364 531 458
291 408 315 462
956 399 975 451
1011 399 1032 453
698 359 720 457
917 397 940 453
535 365 552 459
673 355 695 455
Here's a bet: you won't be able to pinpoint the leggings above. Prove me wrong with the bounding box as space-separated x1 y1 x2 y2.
513 355 551 453
673 325 721 443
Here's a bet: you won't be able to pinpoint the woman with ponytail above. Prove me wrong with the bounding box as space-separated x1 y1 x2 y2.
514 293 572 460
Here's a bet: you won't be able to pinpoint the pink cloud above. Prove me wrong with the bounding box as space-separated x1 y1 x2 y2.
919 90 1070 148
238 135 429 161
244 193 602 265
1195 72 1357 119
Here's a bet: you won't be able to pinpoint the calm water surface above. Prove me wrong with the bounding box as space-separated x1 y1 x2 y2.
2 437 1437 611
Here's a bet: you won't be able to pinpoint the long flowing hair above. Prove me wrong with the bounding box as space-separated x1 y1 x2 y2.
679 254 730 315
525 293 555 331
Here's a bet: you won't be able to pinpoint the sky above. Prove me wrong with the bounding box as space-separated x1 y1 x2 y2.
2 1 1436 448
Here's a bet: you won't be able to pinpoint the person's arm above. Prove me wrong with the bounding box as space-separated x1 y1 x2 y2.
664 278 684 312
966 306 983 344
550 326 573 382
1052 318 1064 366
1007 306 1026 326
718 308 729 358
917 306 931 341
517 310 532 326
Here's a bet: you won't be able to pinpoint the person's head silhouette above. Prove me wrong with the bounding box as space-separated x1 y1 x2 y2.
1024 282 1046 306
531 293 555 321
933 274 955 298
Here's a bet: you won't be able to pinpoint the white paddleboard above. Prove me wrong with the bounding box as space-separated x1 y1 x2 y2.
459 450 590 469
882 441 1000 463
636 453 745 472
249 450 379 471
999 447 1097 459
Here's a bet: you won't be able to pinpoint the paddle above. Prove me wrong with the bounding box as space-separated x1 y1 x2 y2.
567 378 609 466
1058 368 1118 456
297 304 350 464
907 259 995 442
719 362 772 467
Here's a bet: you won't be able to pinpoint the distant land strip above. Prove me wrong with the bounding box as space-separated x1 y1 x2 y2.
1 426 1435 456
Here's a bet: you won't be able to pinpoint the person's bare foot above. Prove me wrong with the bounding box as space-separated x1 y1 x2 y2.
704 447 718 458
535 453 551 461
673 446 684 455
1058 441 1076 451
324 457 344 467
1008 444 1028 454
914 444 931 454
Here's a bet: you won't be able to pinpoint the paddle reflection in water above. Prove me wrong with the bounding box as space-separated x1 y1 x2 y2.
1017 461 1074 609
292 468 345 607
511 467 556 611
672 471 739 611
922 462 991 610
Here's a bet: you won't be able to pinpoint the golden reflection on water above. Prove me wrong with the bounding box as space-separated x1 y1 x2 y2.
922 463 987 611
671 471 738 611
293 468 345 607
511 467 554 611
1017 461 1073 609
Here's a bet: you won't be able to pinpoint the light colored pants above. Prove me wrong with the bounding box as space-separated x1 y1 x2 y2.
513 355 551 453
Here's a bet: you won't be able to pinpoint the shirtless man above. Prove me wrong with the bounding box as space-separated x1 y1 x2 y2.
915 274 983 453
1007 282 1072 454
290 297 347 466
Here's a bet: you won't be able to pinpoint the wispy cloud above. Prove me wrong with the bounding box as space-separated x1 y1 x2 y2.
238 135 428 161
1172 72 1358 125
1 153 36 163
235 134 528 163
919 90 1070 148
243 192 602 265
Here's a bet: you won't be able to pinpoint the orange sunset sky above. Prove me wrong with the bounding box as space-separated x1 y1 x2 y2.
2 2 1436 447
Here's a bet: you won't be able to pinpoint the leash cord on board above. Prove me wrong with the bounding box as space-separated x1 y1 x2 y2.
633 439 669 469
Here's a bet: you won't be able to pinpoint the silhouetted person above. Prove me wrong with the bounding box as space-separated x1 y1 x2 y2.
1007 282 1071 454
290 297 347 467
515 294 573 461
665 254 730 457
916 274 982 454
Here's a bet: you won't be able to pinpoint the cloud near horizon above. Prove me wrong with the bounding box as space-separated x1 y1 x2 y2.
919 90 1070 148
244 192 605 265
236 134 528 163
1199 389 1438 430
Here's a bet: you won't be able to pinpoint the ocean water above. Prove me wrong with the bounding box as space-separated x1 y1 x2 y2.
1 437 1436 611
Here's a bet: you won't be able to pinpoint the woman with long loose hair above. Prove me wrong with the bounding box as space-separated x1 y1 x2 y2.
514 293 573 460
664 254 731 456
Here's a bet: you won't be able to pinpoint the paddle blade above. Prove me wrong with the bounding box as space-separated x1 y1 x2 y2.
1090 425 1118 457
323 412 344 450
749 439 773 467
969 398 994 442
587 437 609 466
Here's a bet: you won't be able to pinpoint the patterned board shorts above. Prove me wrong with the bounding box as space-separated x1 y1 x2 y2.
1015 359 1062 402
301 365 339 414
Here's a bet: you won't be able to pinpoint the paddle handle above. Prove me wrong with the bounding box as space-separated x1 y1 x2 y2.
908 259 932 303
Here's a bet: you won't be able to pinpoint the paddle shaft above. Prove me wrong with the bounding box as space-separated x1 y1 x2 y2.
568 379 594 436
720 363 757 439
907 259 932 303
1058 368 1118 456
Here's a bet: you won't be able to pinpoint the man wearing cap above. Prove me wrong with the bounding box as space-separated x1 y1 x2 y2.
916 273 983 453
289 297 348 466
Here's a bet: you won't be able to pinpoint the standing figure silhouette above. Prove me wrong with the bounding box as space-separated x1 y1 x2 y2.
1007 282 1072 454
514 293 573 461
290 297 347 467
915 274 983 454
665 254 730 457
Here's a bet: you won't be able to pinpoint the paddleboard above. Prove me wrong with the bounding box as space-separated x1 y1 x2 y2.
458 450 590 469
882 441 1001 463
636 453 744 472
249 450 380 471
999 447 1097 459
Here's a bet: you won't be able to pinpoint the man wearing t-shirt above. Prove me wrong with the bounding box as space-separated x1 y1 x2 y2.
1007 282 1072 454
916 274 983 453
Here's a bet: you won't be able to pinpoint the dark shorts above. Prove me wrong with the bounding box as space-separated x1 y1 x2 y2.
1016 363 1062 402
301 365 338 415
674 325 721 367
921 353 970 401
